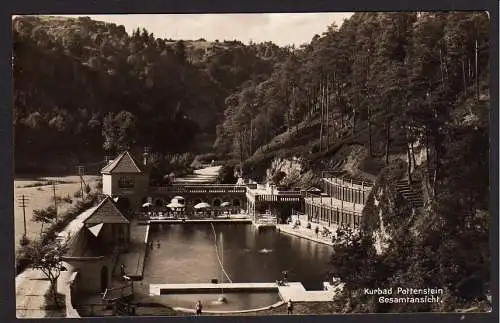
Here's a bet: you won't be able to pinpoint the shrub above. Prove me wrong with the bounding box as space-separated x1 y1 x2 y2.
216 165 236 184
62 195 73 204
19 235 30 246
84 184 91 194
73 190 82 198
194 152 217 164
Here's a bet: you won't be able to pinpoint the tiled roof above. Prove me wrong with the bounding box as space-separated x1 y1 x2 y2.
84 196 130 225
101 151 143 174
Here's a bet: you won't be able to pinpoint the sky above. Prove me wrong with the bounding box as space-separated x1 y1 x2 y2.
60 13 353 47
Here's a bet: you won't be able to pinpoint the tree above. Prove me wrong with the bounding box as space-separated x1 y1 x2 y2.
102 111 137 154
216 165 237 184
32 206 57 237
25 240 67 307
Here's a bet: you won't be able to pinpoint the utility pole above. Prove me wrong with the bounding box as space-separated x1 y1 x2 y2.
475 39 479 101
17 194 29 238
77 165 85 201
52 182 58 221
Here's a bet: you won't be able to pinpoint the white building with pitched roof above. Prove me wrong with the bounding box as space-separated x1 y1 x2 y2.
101 151 150 211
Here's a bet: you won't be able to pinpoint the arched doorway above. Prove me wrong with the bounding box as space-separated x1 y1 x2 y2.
213 198 222 207
100 266 108 292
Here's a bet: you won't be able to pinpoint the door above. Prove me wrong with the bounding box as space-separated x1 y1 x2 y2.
100 266 108 293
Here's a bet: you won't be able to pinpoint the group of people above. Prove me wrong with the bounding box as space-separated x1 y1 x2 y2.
147 240 161 251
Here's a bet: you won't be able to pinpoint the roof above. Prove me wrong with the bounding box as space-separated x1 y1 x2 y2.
64 227 100 257
84 196 130 225
101 151 143 174
64 225 113 258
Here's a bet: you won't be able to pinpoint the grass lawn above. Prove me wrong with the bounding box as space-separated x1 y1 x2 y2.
14 175 100 251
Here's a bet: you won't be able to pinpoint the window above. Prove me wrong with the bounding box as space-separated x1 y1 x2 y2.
118 176 135 189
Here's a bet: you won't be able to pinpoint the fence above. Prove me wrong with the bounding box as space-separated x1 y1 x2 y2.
102 281 134 302
150 184 247 194
303 194 362 228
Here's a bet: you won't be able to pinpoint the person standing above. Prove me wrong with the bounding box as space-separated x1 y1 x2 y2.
287 299 294 315
120 264 126 276
195 300 203 315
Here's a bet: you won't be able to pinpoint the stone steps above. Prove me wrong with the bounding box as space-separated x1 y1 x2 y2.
395 180 424 208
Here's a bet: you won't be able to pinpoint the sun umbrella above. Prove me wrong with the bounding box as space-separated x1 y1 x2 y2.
167 202 184 209
194 202 211 209
142 202 153 208
221 201 231 207
172 196 185 204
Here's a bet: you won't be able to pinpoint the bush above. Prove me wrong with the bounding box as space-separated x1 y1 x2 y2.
194 152 217 164
62 195 73 204
73 190 82 198
216 165 237 184
84 184 91 194
19 235 30 246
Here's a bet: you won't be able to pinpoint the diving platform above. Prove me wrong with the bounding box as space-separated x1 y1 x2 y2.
150 282 277 295
149 282 337 302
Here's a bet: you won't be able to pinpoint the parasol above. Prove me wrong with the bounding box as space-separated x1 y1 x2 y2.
194 202 211 209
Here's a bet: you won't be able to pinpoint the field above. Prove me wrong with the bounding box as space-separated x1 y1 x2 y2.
13 175 100 251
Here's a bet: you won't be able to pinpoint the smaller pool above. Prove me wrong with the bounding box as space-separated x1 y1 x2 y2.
156 292 281 311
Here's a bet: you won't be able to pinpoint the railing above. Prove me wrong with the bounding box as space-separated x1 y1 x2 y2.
321 170 373 187
304 192 362 217
253 194 302 203
255 215 278 225
150 184 247 194
102 281 134 302
246 186 303 202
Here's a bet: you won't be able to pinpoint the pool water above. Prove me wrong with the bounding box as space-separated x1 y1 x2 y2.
142 224 332 311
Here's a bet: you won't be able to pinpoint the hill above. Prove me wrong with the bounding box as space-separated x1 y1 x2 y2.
13 15 291 173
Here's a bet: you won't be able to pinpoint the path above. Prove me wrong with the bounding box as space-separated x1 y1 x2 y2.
174 165 222 184
114 222 149 280
14 175 100 251
276 224 334 246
